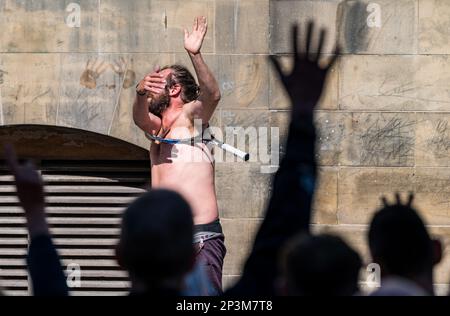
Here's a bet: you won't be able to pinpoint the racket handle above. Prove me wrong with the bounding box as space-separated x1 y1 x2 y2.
220 143 250 161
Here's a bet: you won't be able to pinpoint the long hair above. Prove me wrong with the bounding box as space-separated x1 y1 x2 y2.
161 64 200 103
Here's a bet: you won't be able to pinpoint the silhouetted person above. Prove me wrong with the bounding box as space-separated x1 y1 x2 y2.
226 21 339 295
368 193 442 296
4 144 68 296
116 189 195 295
278 233 362 296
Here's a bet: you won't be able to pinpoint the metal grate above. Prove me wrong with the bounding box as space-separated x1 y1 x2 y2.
0 160 150 296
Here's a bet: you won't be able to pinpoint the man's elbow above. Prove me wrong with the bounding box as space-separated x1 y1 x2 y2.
133 116 146 131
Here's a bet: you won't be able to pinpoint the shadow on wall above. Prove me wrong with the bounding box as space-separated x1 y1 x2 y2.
337 0 370 53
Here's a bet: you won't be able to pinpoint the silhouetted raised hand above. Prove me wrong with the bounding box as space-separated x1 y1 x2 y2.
4 144 48 238
270 22 339 116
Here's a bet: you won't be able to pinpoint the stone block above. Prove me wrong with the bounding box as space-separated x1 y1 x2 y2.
416 113 450 167
419 0 450 54
216 162 272 219
0 0 98 52
99 0 215 53
340 112 416 167
312 167 338 225
270 0 340 54
0 53 60 125
221 218 262 276
339 55 450 111
215 0 269 53
337 0 418 54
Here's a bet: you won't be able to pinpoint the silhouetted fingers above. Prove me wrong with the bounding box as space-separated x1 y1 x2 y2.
269 55 284 80
305 21 314 57
291 24 299 56
395 192 401 205
328 45 341 69
314 29 326 63
381 196 389 207
407 192 414 207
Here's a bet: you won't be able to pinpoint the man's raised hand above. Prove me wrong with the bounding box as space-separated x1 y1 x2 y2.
184 16 207 55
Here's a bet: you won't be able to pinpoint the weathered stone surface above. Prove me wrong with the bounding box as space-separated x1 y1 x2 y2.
269 54 339 110
312 167 338 225
341 112 416 167
219 109 271 164
340 55 450 111
0 0 98 53
412 168 450 225
222 275 240 291
315 111 348 166
337 0 418 54
415 113 450 167
215 0 269 54
0 53 60 125
434 284 450 297
211 55 269 109
419 0 450 54
269 110 347 167
57 54 122 134
269 110 289 162
216 162 272 219
221 218 262 276
337 167 450 226
270 0 340 54
337 167 416 225
99 0 215 53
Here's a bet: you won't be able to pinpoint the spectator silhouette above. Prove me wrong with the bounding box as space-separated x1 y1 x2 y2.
225 21 340 295
368 193 442 296
116 189 196 295
4 144 68 296
278 233 362 296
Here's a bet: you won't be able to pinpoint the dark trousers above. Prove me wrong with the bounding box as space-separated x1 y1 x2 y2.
194 236 227 295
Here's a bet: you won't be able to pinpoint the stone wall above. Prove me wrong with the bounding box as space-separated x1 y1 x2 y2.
1 0 450 294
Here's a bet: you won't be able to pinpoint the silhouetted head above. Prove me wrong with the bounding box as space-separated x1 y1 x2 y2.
148 65 199 117
116 189 195 295
368 194 441 289
279 233 362 296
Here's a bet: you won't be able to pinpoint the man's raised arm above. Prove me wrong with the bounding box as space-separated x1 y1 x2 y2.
184 16 221 123
133 71 163 135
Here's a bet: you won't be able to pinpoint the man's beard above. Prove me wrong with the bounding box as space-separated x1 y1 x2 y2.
148 90 170 117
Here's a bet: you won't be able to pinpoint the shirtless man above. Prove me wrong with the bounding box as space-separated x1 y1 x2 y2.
133 16 225 294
